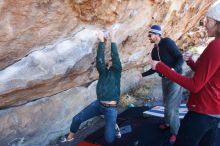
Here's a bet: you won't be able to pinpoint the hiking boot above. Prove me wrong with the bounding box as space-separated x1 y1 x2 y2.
115 124 122 139
169 134 176 144
159 124 170 130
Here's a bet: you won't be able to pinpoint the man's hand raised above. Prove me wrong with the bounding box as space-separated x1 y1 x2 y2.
109 31 115 42
97 32 105 42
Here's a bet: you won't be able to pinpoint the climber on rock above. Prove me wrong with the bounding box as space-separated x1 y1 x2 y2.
62 30 122 143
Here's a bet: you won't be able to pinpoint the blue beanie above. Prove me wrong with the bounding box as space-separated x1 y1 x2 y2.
149 25 162 35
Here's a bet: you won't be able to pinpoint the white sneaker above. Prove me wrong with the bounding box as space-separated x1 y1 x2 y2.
60 134 74 143
115 124 122 139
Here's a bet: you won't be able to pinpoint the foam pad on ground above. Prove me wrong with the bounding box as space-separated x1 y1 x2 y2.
143 104 188 119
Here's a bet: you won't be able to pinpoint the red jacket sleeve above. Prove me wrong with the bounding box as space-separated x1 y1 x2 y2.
156 40 220 93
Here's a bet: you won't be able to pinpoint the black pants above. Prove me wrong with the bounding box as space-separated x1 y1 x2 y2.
174 111 220 146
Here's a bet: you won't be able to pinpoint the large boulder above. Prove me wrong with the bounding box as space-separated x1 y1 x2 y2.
0 0 216 145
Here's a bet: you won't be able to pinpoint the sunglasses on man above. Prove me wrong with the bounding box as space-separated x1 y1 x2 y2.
148 34 152 38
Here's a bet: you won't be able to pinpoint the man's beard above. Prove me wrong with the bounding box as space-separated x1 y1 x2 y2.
150 40 155 43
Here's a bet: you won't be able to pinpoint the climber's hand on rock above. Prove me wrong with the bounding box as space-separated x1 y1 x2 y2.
97 32 105 42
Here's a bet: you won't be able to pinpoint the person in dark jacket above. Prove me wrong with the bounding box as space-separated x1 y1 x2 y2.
148 2 220 146
141 25 184 144
62 31 122 143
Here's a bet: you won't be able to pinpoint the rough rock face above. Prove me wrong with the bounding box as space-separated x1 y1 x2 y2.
0 0 216 145
0 0 214 109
